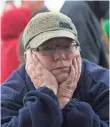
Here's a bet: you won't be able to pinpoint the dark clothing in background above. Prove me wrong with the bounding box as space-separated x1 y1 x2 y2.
1 59 109 127
85 1 109 19
61 1 108 68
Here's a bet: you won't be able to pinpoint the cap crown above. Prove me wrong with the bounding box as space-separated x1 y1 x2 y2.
23 12 78 49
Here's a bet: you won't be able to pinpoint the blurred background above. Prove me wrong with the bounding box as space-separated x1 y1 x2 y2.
0 0 109 83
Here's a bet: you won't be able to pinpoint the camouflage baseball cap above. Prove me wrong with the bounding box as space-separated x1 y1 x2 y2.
22 12 79 50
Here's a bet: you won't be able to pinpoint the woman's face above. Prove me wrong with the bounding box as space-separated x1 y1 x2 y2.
27 38 81 83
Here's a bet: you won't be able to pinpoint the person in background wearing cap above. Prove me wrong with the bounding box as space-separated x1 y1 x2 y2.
1 12 109 127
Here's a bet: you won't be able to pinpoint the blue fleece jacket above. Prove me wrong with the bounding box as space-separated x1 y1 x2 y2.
1 59 109 127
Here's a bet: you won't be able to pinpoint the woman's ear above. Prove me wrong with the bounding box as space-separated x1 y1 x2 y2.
24 51 27 61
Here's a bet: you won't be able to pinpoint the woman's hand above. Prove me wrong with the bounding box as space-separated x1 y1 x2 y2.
25 49 58 95
57 57 81 109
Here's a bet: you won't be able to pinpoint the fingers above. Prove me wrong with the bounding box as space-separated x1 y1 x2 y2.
57 57 81 103
25 49 33 72
25 50 38 79
68 65 75 83
26 50 37 74
63 65 74 85
26 50 42 85
57 66 75 99
31 50 45 70
31 52 40 68
77 56 81 80
72 56 81 81
26 49 42 68
25 50 58 92
73 58 78 80
59 65 75 91
26 49 33 65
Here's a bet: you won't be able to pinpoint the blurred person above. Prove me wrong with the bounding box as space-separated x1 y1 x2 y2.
61 1 109 68
1 8 31 83
85 1 109 65
3 1 16 13
1 12 109 127
21 0 45 16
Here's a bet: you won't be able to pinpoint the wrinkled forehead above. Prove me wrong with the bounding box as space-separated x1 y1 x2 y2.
40 37 74 47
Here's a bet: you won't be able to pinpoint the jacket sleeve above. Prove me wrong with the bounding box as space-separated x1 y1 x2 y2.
62 87 109 127
1 86 63 127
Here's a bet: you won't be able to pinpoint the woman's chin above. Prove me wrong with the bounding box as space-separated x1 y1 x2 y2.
55 73 69 84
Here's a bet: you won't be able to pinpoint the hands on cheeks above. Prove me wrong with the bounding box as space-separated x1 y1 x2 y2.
25 49 58 95
25 49 81 109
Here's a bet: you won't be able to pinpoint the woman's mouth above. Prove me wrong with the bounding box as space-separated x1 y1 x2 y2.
52 67 70 74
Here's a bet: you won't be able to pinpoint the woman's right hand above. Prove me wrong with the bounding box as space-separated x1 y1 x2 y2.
25 49 58 95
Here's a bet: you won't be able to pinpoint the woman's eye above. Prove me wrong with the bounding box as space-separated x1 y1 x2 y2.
44 47 52 51
64 46 70 49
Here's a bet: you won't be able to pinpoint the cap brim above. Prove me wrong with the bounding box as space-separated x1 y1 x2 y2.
28 30 79 49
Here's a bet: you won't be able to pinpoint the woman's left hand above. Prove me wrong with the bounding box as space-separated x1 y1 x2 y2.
57 57 81 109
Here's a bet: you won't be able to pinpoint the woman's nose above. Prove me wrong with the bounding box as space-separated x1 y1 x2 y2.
53 50 66 61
